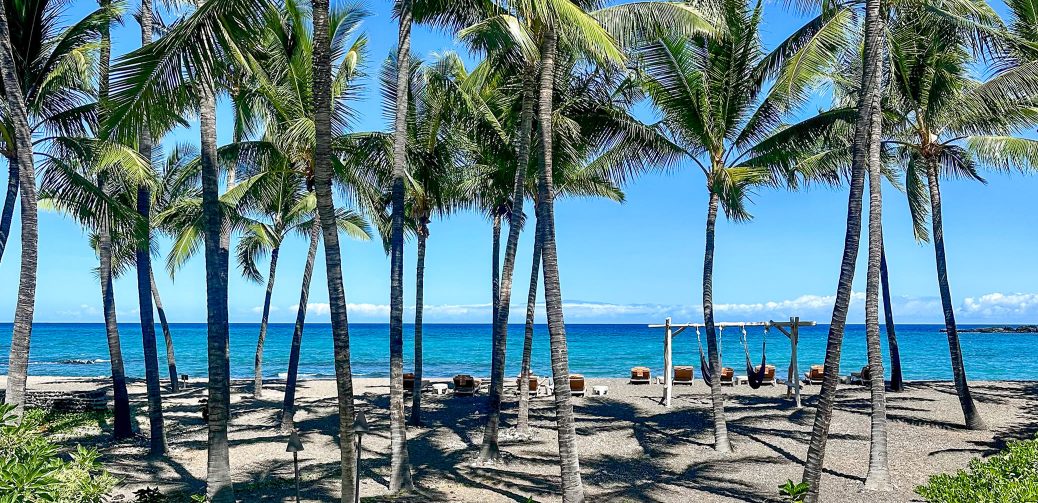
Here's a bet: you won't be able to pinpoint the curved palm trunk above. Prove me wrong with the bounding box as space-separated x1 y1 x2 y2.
281 220 319 432
96 7 132 437
801 0 883 498
536 31 583 502
387 3 415 493
0 1 38 420
864 124 891 491
925 159 985 430
702 190 732 453
151 269 178 392
880 243 903 392
409 225 427 426
254 246 280 398
312 2 358 500
197 58 233 503
518 208 542 435
136 1 166 455
0 160 17 264
481 74 536 461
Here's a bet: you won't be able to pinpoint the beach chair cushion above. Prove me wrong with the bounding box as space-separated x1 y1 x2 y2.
570 374 585 393
674 366 694 382
453 374 477 394
403 373 415 391
631 367 651 381
516 375 539 391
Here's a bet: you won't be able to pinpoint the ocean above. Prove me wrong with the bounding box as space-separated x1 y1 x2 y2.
0 322 1034 381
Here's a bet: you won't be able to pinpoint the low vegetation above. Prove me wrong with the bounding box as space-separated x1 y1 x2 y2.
917 435 1038 502
0 404 116 502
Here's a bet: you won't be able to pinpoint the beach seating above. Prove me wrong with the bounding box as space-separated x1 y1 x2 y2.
850 365 872 385
674 366 695 385
720 367 735 386
630 367 651 384
516 374 539 395
453 374 478 396
570 374 586 397
753 365 777 386
803 365 825 385
403 373 415 393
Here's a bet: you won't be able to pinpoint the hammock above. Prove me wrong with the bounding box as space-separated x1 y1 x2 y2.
696 326 724 386
742 325 768 389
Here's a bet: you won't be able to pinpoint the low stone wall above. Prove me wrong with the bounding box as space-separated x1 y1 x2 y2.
0 388 108 412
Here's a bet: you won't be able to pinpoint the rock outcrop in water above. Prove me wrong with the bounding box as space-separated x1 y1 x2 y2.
942 325 1038 333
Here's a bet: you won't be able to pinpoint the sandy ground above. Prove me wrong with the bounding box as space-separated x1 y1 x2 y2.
3 374 1036 502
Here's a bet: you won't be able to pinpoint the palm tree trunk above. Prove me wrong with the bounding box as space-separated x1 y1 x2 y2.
880 243 903 392
312 1 358 499
536 30 584 502
481 73 536 462
0 159 17 265
0 0 38 420
254 246 280 398
409 224 427 426
96 4 132 437
136 1 166 455
702 190 732 453
197 47 233 503
864 116 891 491
387 2 415 493
925 159 985 430
281 220 319 432
801 0 882 497
100 187 132 438
491 212 501 338
151 269 178 392
518 207 542 435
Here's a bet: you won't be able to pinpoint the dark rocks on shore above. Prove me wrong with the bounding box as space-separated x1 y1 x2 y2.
942 325 1038 334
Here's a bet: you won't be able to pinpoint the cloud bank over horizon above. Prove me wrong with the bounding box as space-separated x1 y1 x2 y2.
38 292 1038 324
264 291 1038 324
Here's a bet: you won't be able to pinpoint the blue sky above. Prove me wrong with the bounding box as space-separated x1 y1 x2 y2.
0 0 1036 325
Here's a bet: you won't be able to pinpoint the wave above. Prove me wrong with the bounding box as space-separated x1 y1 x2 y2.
35 358 111 365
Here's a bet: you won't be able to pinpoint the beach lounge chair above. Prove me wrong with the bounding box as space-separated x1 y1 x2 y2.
403 373 415 393
754 365 777 386
453 374 477 396
570 374 586 397
630 367 651 384
674 366 695 385
803 365 825 385
850 365 872 385
720 367 735 386
515 375 539 396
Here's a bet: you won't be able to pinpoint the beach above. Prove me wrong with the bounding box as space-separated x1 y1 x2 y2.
5 375 1035 502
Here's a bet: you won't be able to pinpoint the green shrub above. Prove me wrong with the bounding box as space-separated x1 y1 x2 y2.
916 435 1038 502
0 404 116 503
778 479 810 503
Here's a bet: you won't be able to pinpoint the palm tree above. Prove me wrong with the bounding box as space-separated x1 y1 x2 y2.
881 2 1035 431
801 0 883 494
312 0 363 498
0 0 41 419
387 0 417 490
104 0 273 497
235 170 370 399
637 0 853 454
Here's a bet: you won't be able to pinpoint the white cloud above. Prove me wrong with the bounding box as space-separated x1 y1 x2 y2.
961 293 1038 319
260 292 1038 324
57 304 100 319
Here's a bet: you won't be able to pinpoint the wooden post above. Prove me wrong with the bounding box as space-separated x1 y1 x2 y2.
664 317 672 407
791 316 801 408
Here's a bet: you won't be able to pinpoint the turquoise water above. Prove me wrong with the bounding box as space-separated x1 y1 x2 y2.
0 323 1034 380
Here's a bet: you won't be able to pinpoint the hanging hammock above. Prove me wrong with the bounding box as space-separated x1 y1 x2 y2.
696 325 724 386
742 324 768 389
697 326 713 386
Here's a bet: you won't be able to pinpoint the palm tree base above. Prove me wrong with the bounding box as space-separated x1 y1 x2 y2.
476 442 501 464
863 474 893 492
